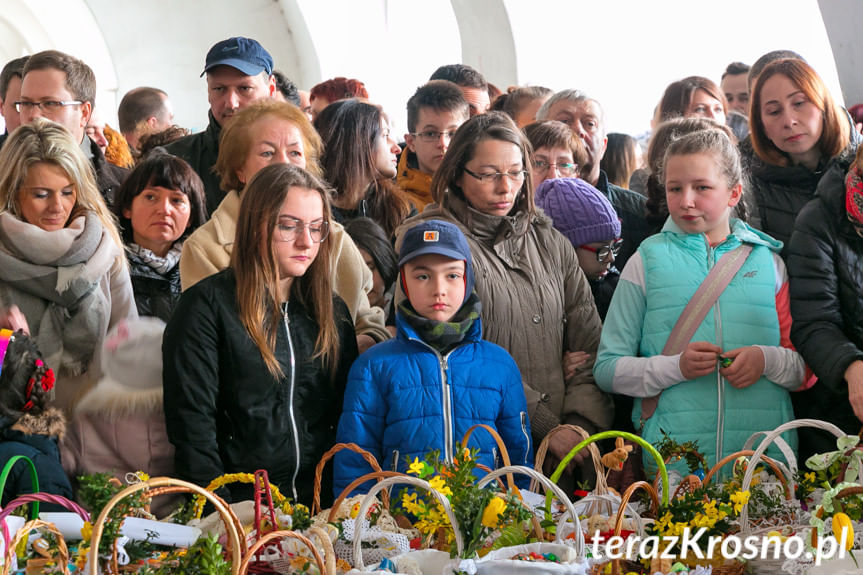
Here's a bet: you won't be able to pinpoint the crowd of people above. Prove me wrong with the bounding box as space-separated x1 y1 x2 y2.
0 35 860 510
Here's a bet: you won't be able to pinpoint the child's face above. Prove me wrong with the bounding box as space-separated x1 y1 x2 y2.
665 152 741 245
576 241 616 281
403 254 466 323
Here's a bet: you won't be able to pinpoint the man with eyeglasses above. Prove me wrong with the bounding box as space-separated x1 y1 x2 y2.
537 89 649 270
398 81 469 210
18 50 128 206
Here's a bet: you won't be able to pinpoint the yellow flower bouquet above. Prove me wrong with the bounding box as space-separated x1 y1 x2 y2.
397 445 534 559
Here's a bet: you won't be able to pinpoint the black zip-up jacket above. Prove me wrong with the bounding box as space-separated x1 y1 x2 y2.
787 162 863 459
162 268 358 506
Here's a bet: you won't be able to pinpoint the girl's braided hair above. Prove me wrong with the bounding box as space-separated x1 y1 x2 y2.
0 331 53 420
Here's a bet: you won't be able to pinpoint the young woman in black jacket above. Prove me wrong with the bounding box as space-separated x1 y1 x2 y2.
163 164 358 506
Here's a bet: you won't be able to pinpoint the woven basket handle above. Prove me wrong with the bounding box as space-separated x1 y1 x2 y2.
0 455 39 519
307 526 337 575
239 529 326 574
327 470 400 524
605 481 660 575
311 443 382 516
478 465 585 557
740 418 846 532
742 430 797 476
2 519 69 575
146 484 246 559
703 450 792 499
549 430 670 507
461 424 516 491
351 475 463 569
87 477 243 575
531 424 606 493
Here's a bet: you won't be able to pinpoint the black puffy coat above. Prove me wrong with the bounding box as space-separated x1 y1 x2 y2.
741 132 858 258
788 162 863 458
127 249 181 323
162 268 358 506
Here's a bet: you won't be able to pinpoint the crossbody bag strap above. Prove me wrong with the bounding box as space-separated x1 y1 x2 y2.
640 244 753 424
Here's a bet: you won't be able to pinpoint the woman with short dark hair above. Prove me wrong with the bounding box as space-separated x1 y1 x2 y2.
113 152 206 322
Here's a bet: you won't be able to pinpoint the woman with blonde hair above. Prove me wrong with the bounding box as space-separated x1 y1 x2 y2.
0 118 137 411
163 163 358 505
181 98 390 350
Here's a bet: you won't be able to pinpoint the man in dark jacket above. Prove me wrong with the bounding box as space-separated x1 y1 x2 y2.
165 37 276 214
537 90 650 270
18 50 128 207
0 56 28 150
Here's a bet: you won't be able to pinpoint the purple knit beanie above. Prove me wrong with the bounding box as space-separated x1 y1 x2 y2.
535 177 621 246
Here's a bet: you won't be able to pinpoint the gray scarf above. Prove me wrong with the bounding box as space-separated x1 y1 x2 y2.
126 241 183 276
0 212 118 375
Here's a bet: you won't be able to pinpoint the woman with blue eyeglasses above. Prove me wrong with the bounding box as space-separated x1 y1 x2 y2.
397 112 612 485
163 164 358 507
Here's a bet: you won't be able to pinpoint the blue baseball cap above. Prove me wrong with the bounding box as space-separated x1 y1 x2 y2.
399 219 474 300
201 37 274 77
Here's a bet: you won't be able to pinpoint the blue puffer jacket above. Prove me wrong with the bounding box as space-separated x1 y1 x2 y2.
334 312 533 496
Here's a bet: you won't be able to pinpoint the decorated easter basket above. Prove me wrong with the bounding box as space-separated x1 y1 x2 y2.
2 519 69 575
239 527 332 575
87 476 244 574
347 474 462 574
588 480 660 575
530 424 612 518
548 430 671 515
468 465 589 574
739 419 848 575
0 455 40 550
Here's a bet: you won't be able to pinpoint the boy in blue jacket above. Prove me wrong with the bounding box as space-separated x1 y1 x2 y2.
334 219 532 495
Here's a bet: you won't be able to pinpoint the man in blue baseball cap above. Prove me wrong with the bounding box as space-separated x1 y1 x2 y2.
166 37 276 213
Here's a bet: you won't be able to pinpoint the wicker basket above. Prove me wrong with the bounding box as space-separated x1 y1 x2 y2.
350 474 464 571
240 528 330 574
548 430 670 511
589 481 659 575
87 476 244 575
532 424 610 512
739 419 847 575
310 442 382 517
2 519 69 575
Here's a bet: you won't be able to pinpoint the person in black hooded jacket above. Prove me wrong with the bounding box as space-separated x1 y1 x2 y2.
163 164 357 506
114 152 208 323
787 149 863 460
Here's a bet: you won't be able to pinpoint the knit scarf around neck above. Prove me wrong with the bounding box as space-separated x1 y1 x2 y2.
0 212 117 374
398 292 482 355
126 241 183 275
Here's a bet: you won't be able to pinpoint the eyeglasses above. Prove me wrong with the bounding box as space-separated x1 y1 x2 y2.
463 167 526 185
411 130 458 143
15 100 83 113
579 238 623 263
533 160 578 177
276 218 329 243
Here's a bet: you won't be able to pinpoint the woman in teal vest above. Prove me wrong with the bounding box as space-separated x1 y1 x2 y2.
594 127 803 477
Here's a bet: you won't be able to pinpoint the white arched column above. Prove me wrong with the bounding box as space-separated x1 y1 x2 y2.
450 0 518 90
0 0 116 130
